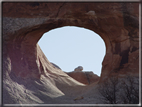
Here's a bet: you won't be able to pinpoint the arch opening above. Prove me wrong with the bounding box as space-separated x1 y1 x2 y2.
38 26 106 76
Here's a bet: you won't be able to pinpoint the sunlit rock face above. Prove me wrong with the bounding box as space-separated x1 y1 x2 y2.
66 66 100 85
2 2 139 104
66 71 100 85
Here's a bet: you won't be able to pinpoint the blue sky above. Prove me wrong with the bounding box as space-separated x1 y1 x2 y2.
38 26 106 76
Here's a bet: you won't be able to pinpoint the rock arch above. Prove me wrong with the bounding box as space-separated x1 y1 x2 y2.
3 2 139 82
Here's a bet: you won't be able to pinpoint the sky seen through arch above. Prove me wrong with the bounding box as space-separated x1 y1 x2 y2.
38 26 106 76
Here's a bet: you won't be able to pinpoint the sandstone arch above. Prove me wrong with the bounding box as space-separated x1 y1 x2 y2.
2 2 140 104
3 2 139 82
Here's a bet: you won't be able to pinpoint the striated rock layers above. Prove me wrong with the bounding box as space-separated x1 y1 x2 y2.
2 2 139 104
66 71 100 85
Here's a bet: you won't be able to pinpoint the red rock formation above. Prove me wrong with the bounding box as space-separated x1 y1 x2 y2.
2 2 139 104
66 71 100 85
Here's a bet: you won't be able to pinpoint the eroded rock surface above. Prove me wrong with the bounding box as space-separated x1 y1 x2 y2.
2 2 139 104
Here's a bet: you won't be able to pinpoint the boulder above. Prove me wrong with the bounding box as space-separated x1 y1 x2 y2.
74 66 83 72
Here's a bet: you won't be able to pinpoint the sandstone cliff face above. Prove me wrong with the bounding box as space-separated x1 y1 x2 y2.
2 2 139 104
66 71 100 85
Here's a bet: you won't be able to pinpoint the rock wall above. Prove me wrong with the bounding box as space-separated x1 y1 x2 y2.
2 2 139 104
